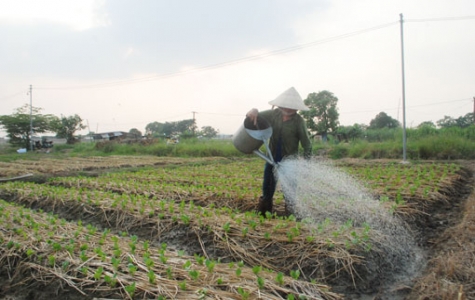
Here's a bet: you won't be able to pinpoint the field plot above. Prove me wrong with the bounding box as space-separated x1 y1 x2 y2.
0 156 224 178
0 156 472 299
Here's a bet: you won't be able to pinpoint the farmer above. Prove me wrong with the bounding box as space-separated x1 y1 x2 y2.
245 87 312 216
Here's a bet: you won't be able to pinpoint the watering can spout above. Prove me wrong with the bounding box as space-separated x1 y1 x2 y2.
253 150 276 166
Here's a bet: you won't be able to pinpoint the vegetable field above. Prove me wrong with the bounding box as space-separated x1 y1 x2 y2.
0 155 472 299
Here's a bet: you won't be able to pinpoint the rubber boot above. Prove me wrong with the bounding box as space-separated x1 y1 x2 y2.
284 202 294 217
257 196 273 216
284 196 298 219
284 201 302 221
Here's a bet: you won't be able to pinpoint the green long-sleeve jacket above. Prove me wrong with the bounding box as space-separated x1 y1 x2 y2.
258 109 312 159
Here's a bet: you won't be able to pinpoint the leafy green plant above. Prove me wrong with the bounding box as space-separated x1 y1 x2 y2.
188 269 200 280
180 259 191 270
257 276 265 289
205 259 216 273
237 287 250 300
194 254 205 265
178 280 187 291
223 222 231 233
148 270 156 284
93 266 103 280
125 282 136 298
160 253 168 264
26 248 35 257
105 274 117 287
241 227 249 237
48 255 56 267
252 265 262 275
128 263 137 275
290 269 300 280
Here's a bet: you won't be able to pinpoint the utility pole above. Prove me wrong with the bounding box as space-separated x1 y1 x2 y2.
29 84 33 151
87 119 93 142
192 111 197 135
473 97 475 125
400 14 407 162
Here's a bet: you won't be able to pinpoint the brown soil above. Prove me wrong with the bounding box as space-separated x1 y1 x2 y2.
0 158 474 300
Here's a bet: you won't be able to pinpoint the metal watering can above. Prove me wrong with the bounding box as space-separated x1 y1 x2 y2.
233 117 276 166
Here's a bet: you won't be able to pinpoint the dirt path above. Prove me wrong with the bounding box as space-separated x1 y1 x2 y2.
405 161 475 300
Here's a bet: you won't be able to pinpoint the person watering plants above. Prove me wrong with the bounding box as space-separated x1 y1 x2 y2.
245 87 312 216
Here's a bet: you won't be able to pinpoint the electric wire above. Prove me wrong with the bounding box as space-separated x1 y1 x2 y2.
32 16 475 90
35 21 399 90
0 90 28 102
18 15 475 93
3 15 473 131
33 15 475 91
341 98 472 115
406 15 475 23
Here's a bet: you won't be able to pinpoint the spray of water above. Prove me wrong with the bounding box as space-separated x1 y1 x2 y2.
275 157 425 291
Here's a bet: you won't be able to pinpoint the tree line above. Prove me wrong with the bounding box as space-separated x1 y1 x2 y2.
143 120 218 139
0 104 86 148
1 92 473 149
0 105 220 149
299 90 474 142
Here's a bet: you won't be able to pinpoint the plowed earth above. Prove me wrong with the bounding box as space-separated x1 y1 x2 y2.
0 155 473 300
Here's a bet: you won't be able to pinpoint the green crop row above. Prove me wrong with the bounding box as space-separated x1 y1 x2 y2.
341 161 464 213
0 178 376 291
0 199 337 299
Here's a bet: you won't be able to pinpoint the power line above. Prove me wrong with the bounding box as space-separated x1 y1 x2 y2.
196 111 243 117
406 15 475 23
33 15 474 91
34 15 475 91
36 21 399 91
0 90 28 101
407 98 471 108
341 97 472 115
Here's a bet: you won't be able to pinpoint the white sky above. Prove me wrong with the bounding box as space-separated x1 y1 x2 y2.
1 0 474 136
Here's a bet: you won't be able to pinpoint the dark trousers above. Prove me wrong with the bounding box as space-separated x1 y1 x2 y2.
262 162 277 200
262 160 298 210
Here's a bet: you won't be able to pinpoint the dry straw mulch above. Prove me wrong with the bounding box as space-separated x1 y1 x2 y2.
0 180 375 294
0 155 221 178
0 199 340 300
407 162 475 300
1 156 473 299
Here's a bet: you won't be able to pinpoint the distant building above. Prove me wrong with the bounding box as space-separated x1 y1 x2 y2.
93 131 128 141
214 134 233 140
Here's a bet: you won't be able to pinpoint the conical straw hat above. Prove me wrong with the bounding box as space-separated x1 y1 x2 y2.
268 87 309 111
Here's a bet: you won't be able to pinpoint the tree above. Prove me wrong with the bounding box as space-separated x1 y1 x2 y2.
336 123 367 141
145 122 165 136
437 113 474 129
455 113 474 128
417 121 436 129
128 128 142 139
199 126 219 139
436 116 456 128
145 119 197 137
50 114 86 144
368 112 400 129
301 91 339 141
175 119 197 137
416 121 438 136
0 104 56 148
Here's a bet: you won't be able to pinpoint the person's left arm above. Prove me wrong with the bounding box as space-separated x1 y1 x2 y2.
298 118 312 159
